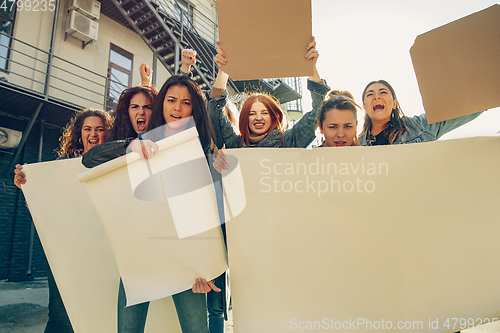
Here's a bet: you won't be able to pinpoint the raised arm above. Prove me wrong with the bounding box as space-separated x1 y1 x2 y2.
284 36 330 148
206 42 239 148
208 94 240 149
180 48 197 75
406 111 484 141
139 63 153 87
211 41 230 98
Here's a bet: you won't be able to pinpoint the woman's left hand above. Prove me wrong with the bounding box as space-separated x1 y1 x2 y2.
139 63 153 87
127 139 158 159
305 36 322 83
191 278 221 293
305 36 319 65
214 41 227 68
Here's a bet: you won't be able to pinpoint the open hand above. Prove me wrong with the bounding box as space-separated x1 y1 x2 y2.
214 41 227 68
191 278 221 293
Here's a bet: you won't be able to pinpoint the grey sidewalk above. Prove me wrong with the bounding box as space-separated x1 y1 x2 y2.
0 279 233 333
0 279 49 333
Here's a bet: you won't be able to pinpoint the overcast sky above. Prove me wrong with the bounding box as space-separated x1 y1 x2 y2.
301 0 500 142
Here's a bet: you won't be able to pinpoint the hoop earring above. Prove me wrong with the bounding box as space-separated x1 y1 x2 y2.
79 138 82 144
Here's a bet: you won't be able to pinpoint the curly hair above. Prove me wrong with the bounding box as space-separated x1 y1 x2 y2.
109 86 158 141
56 109 113 157
238 93 286 147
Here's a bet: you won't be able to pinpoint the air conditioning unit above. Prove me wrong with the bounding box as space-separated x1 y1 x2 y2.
66 10 98 43
69 0 101 20
0 127 22 149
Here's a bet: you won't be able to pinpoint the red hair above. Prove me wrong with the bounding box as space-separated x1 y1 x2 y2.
238 93 285 147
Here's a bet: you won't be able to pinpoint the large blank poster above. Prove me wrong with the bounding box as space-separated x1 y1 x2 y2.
21 158 181 333
217 0 312 80
224 137 500 332
78 128 228 306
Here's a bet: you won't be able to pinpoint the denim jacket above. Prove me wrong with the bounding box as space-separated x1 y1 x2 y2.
358 111 484 145
208 79 330 148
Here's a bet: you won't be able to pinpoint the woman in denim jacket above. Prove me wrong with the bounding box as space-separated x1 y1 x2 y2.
359 79 483 145
209 37 329 150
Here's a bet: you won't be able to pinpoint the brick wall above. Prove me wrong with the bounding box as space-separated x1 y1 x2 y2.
0 114 61 281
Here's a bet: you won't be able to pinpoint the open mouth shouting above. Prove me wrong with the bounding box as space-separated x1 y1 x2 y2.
88 138 100 146
136 118 147 131
373 103 385 112
128 93 153 135
81 116 106 154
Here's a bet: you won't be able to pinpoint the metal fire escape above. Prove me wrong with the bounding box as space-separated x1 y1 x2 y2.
109 0 230 91
107 0 301 113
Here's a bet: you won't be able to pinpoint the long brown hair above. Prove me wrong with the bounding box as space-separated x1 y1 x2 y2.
360 80 410 144
238 93 286 147
147 75 216 150
109 86 158 141
56 109 113 157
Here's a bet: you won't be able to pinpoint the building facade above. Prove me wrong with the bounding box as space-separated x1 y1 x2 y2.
0 0 302 282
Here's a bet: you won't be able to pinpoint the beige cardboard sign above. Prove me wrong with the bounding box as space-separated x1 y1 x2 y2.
223 137 500 332
21 158 181 333
410 4 500 124
78 128 228 306
217 0 312 80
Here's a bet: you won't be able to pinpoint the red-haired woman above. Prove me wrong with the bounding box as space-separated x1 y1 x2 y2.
209 37 330 150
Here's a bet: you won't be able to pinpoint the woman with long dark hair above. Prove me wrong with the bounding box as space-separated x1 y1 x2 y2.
359 80 484 145
84 75 222 333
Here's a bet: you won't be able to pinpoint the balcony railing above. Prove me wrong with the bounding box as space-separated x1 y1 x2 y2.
0 31 126 112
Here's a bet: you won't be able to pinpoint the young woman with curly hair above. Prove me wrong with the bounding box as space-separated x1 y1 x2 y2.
13 108 112 333
108 85 158 141
56 108 114 157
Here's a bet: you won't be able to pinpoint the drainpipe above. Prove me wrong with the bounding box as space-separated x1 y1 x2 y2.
152 51 157 86
213 1 217 79
26 119 44 277
174 42 180 74
44 0 61 97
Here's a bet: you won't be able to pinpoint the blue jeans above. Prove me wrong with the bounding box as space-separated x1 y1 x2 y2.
117 279 209 333
44 264 74 333
207 274 225 333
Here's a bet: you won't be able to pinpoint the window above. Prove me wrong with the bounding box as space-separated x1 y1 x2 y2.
174 0 193 28
0 2 17 71
106 44 133 112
